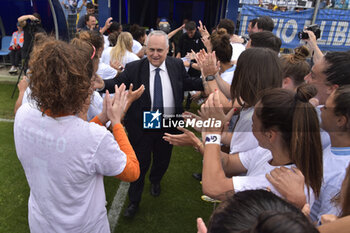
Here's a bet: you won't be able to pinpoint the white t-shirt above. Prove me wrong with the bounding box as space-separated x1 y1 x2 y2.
14 103 127 233
22 87 37 108
119 50 140 67
230 107 259 154
234 147 315 206
102 49 139 68
22 88 103 122
103 35 109 49
87 91 103 121
230 43 245 62
220 65 236 85
310 146 350 222
101 46 113 65
96 60 118 80
132 39 142 54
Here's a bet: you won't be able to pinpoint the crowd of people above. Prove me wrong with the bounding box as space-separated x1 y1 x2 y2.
11 8 350 233
60 0 98 37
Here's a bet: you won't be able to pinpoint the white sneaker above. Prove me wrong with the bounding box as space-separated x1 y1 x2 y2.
9 66 18 74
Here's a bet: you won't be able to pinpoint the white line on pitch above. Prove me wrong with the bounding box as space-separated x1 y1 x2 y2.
0 118 14 122
108 181 130 232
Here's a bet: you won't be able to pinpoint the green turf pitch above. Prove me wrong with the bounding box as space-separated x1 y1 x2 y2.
0 84 18 119
115 145 213 233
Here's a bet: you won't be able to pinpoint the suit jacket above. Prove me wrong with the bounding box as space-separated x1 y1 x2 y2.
104 56 204 145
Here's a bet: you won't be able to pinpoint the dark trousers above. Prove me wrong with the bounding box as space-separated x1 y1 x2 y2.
21 48 30 74
10 50 21 66
185 93 192 110
128 131 173 203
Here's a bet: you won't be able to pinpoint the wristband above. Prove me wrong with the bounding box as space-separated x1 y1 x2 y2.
205 134 221 145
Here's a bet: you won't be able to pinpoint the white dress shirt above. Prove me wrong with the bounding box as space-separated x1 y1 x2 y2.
149 61 175 116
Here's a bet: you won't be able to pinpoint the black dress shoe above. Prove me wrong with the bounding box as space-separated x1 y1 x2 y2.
192 173 202 181
123 202 139 218
150 183 161 197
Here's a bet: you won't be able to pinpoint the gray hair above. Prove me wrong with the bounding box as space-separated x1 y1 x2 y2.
145 30 169 48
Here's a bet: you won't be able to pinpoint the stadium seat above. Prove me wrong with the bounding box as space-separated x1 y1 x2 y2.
0 36 12 64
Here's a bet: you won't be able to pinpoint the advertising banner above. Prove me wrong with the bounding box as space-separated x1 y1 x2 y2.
239 5 350 51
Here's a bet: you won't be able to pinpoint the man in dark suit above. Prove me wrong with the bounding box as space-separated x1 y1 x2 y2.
103 30 204 217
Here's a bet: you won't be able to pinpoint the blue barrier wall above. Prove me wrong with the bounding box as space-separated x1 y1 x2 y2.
239 5 350 51
226 0 239 25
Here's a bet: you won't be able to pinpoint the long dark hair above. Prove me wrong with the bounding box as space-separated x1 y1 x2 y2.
280 45 310 87
210 28 232 64
245 211 318 233
324 51 350 86
207 190 317 233
256 84 323 198
333 85 350 132
230 47 282 108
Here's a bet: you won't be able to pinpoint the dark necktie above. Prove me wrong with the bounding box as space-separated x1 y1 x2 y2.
153 67 163 113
